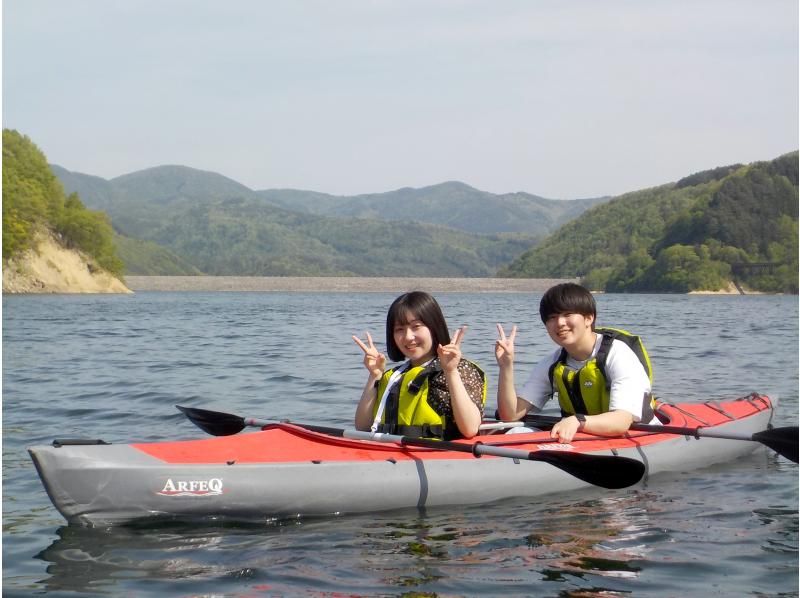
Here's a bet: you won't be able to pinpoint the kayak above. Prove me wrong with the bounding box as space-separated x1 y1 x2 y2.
29 394 779 526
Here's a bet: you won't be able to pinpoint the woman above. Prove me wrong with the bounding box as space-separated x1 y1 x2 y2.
353 291 486 439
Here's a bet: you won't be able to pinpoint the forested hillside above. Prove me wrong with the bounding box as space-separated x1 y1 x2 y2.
2 129 123 276
43 142 799 289
500 152 798 293
112 233 203 276
52 165 556 276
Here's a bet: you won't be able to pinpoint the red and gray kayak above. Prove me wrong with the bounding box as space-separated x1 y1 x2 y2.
28 394 786 526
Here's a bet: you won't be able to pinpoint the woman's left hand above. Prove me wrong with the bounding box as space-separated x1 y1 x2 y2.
438 326 466 372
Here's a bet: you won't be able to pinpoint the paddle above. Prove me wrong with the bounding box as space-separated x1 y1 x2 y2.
519 414 798 463
175 405 645 490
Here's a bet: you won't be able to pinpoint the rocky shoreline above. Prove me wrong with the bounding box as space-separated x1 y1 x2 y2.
124 276 578 293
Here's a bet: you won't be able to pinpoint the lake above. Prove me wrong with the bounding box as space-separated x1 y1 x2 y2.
3 290 798 597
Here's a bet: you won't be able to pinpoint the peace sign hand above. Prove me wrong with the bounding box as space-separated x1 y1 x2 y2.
438 325 466 373
495 323 517 367
352 331 386 378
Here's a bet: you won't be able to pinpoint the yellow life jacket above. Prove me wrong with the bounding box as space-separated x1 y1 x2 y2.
374 359 486 439
548 327 655 418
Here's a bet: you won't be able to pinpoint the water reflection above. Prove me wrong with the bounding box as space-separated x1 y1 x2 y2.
34 494 653 596
26 468 800 597
36 521 291 596
350 494 662 593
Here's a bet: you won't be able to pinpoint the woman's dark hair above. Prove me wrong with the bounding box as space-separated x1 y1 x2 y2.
386 291 450 362
539 283 596 325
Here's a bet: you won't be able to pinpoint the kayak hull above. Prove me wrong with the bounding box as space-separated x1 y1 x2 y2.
29 395 776 526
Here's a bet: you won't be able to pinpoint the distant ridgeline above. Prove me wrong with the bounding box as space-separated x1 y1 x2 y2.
499 152 799 294
2 129 123 277
50 164 608 277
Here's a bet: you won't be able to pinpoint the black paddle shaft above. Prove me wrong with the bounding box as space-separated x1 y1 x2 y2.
176 405 646 489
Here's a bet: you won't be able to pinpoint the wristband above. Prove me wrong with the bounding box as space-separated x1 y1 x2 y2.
575 413 587 431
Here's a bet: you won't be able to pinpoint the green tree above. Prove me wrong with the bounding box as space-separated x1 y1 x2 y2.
2 129 124 276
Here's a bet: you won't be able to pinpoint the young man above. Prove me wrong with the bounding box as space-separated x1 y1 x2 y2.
495 283 656 443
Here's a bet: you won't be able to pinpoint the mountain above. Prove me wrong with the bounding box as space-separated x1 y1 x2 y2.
48 151 798 290
256 182 608 235
49 165 224 275
52 165 604 276
52 167 539 276
499 152 798 293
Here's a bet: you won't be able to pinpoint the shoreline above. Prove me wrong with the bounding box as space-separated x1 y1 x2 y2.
124 276 579 293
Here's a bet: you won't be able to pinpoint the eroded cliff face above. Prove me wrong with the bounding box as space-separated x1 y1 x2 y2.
3 232 131 294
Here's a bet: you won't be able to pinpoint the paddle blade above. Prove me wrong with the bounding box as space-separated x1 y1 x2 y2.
176 405 247 436
529 451 646 489
753 426 799 463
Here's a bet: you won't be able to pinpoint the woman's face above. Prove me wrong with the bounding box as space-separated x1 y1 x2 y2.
393 311 435 366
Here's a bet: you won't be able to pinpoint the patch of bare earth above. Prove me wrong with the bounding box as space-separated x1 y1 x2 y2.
3 232 131 294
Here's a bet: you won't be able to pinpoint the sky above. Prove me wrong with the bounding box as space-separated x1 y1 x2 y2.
3 0 798 199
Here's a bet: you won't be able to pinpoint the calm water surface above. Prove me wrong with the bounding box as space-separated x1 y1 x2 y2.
3 292 798 597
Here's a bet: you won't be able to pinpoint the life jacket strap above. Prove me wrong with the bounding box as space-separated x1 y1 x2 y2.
407 362 442 393
372 365 408 434
595 333 615 390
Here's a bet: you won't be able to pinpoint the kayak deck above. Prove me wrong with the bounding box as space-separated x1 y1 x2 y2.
131 394 775 464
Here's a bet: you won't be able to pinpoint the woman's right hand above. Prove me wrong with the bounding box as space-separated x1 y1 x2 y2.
352 331 386 378
495 323 517 367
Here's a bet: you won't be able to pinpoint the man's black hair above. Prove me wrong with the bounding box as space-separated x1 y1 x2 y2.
539 283 597 324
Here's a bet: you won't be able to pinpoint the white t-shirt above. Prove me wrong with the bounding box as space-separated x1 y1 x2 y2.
519 334 656 424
